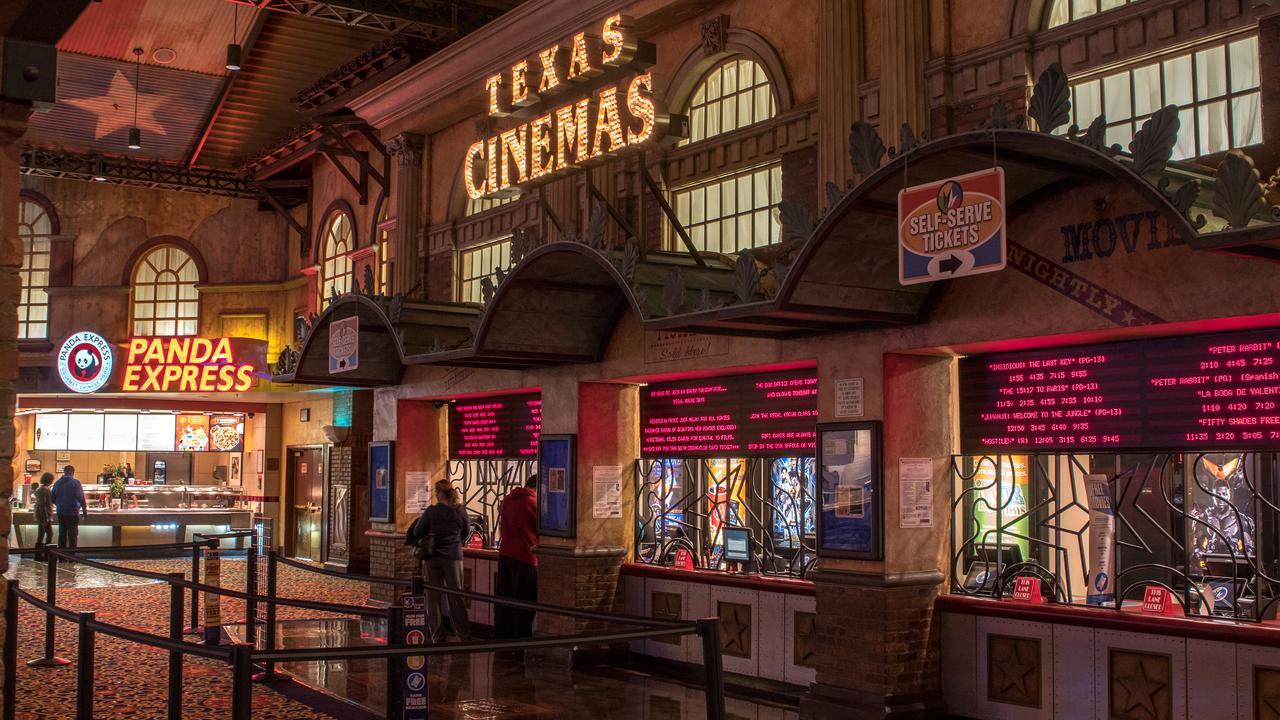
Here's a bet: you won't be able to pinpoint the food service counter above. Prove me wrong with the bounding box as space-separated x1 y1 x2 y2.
10 507 253 549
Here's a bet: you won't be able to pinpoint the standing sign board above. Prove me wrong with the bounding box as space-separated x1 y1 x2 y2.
401 593 429 719
203 547 221 644
898 167 1006 285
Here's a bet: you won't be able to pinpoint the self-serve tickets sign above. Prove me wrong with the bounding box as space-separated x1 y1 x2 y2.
898 167 1006 285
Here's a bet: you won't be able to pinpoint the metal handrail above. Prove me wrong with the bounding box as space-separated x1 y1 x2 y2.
274 553 691 628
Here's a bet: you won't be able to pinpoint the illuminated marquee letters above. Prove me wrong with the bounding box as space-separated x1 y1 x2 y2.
121 337 257 393
464 14 676 200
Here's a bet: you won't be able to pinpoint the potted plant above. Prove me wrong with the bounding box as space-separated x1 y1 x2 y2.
103 463 127 509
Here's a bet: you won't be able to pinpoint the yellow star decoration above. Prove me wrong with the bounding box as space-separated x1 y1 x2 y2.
64 70 169 141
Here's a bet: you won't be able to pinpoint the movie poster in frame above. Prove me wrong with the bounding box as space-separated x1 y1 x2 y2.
816 421 883 559
368 441 395 523
538 434 575 538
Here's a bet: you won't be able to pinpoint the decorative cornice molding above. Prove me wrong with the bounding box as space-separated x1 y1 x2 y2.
386 132 426 166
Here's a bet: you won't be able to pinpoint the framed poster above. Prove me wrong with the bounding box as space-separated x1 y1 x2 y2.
816 421 883 559
538 434 575 538
368 441 395 523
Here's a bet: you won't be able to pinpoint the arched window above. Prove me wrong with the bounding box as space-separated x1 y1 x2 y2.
320 210 354 306
1046 0 1136 28
375 203 392 295
17 194 55 339
132 245 199 336
466 193 516 216
673 57 782 255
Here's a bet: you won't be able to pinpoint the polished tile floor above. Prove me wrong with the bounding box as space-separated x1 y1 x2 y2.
7 556 800 720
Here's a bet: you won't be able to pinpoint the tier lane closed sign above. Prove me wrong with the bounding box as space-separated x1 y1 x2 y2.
898 167 1006 285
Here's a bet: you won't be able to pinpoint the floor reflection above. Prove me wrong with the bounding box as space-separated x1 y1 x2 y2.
5 555 162 589
254 619 800 720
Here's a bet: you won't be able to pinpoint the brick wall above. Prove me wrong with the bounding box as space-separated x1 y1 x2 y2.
369 528 417 605
535 549 625 637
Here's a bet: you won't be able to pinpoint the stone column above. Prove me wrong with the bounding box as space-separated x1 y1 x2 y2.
819 0 864 193
535 379 638 657
803 353 950 719
0 103 28 577
387 133 426 298
878 0 930 144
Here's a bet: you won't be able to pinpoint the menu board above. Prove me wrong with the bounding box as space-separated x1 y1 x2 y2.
448 393 542 459
67 414 105 450
959 328 1280 452
208 414 245 453
103 414 139 451
176 414 210 452
640 369 819 457
34 414 69 450
137 414 177 451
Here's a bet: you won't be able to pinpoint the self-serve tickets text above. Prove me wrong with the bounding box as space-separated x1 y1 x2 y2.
464 15 670 200
121 337 256 392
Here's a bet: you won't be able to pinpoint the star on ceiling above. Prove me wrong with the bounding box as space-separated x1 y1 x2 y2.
64 70 169 142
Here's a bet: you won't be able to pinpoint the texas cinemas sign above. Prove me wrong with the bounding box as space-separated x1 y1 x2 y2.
463 15 681 200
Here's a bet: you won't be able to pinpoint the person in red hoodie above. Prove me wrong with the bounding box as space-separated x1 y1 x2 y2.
495 474 538 639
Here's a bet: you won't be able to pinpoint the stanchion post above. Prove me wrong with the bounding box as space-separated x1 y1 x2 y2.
167 572 184 720
697 618 726 720
385 605 404 720
411 575 424 595
29 547 69 667
231 643 253 720
5 579 18 720
245 534 258 645
186 536 201 635
75 611 95 720
253 551 283 683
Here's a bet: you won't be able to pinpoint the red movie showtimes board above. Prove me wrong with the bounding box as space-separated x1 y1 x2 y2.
640 369 818 457
959 328 1280 453
448 393 542 459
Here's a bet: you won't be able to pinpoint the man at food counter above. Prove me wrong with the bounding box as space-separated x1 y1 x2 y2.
51 465 88 552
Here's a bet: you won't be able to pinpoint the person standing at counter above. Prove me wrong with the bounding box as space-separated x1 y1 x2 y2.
51 465 87 552
408 479 472 643
495 474 539 641
32 473 54 556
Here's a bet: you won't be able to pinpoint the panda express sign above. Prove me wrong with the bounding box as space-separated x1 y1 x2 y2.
55 333 267 394
463 15 678 200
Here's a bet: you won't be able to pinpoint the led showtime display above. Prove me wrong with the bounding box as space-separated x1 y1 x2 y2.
640 369 818 457
959 328 1280 452
448 393 542 459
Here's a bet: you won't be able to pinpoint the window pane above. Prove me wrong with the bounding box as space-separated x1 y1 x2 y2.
1231 92 1261 147
1132 63 1161 116
1195 46 1227 99
1099 0 1125 9
1197 100 1229 154
1173 108 1196 160
1105 122 1133 150
1071 0 1095 20
1073 80 1100 125
1163 55 1193 106
1229 37 1259 92
1102 72 1131 120
681 58 776 144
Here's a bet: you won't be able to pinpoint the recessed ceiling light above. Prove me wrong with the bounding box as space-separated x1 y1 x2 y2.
152 48 176 65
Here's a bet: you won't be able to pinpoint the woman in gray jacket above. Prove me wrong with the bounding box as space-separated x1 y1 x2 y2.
409 479 472 642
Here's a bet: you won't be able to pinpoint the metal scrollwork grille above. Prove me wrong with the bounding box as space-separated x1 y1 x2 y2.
448 458 538 548
634 456 817 578
950 451 1280 621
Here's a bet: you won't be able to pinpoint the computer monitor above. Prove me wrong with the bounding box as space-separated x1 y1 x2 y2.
974 542 1024 567
723 527 751 563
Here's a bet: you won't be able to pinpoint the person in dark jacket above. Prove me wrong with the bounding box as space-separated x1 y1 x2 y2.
50 465 87 551
32 472 54 553
495 475 538 639
409 479 472 642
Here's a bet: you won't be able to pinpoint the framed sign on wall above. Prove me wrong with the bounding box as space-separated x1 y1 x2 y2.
816 421 883 559
538 434 576 538
368 441 395 523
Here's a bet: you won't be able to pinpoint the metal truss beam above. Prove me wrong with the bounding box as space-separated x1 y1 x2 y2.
226 0 510 43
20 147 255 199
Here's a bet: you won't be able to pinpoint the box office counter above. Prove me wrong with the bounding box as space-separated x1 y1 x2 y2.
12 485 253 549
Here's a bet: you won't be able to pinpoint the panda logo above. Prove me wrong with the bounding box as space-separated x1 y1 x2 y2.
57 332 113 393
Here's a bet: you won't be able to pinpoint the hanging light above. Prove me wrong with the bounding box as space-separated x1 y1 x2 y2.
92 157 107 182
127 47 143 150
225 4 242 71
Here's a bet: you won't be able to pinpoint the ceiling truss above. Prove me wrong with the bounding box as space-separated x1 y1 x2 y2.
20 147 255 198
226 0 508 44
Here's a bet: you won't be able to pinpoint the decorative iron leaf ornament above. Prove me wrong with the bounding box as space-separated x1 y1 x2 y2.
661 268 686 316
560 223 580 244
329 285 339 303
825 181 847 212
1028 63 1070 134
388 295 403 326
1212 151 1267 230
1158 177 1207 230
696 288 716 312
429 332 443 353
362 265 376 297
898 122 920 155
631 286 649 314
617 236 639 283
980 96 1014 130
777 200 817 244
1128 105 1179 179
480 276 496 304
849 122 884 176
586 208 607 250
1069 115 1111 153
733 252 760 304
510 227 529 266
274 347 299 376
494 265 508 286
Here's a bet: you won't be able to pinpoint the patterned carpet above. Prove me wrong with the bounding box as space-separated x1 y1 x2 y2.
12 558 373 720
